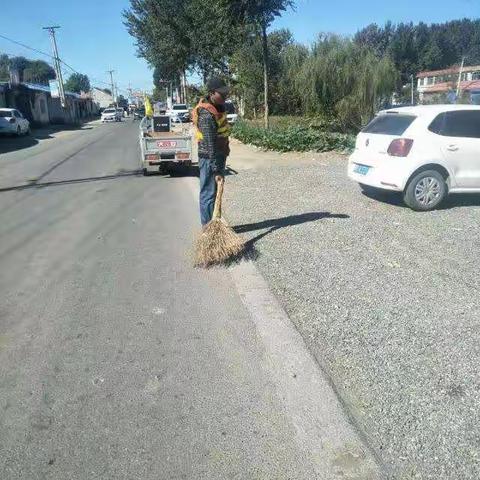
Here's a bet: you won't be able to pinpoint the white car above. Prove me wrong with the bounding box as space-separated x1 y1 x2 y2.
225 102 238 124
167 104 190 123
0 108 30 136
348 104 480 211
101 108 122 122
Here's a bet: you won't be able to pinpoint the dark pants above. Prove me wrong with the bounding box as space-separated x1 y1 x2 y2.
199 155 226 225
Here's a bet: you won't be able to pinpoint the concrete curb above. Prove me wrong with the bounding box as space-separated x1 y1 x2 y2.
230 260 384 479
185 176 385 478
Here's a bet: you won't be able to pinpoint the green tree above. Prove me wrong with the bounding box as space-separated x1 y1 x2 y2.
231 29 295 117
64 73 91 93
354 22 394 58
222 0 294 128
124 0 238 93
152 85 167 102
124 0 191 86
422 39 444 70
355 18 480 84
117 95 129 108
0 55 55 84
22 60 56 84
0 54 10 81
299 35 397 129
8 56 29 78
276 42 309 114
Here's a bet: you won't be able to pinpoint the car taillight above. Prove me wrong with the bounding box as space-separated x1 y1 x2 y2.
176 152 189 160
145 154 159 161
9 118 15 124
387 138 414 157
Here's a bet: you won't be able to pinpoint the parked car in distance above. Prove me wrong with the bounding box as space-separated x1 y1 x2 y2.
101 108 122 122
348 104 480 211
225 101 238 124
167 104 190 123
0 108 30 136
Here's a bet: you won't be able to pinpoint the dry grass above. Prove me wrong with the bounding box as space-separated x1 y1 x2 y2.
194 218 244 268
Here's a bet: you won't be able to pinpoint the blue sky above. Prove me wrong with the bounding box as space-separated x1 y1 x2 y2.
1 0 478 94
274 0 479 43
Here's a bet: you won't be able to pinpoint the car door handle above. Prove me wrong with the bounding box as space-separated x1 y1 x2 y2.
447 145 459 151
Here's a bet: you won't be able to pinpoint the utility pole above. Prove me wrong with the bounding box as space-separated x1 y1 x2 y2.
411 74 415 105
107 70 117 107
43 26 66 108
456 56 466 100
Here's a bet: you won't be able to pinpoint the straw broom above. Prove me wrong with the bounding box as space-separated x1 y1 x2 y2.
194 177 244 267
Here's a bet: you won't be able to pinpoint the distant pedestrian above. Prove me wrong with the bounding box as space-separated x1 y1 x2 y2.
192 77 231 227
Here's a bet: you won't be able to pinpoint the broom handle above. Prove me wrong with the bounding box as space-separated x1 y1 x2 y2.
212 177 224 219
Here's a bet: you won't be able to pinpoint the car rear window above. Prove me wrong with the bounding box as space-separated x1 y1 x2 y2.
362 114 416 135
173 105 187 110
0 111 12 117
103 109 115 113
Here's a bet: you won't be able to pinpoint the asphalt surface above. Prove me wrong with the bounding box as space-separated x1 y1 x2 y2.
225 148 480 480
0 121 381 479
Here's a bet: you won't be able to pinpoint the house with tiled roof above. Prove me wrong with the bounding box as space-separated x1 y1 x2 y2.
417 65 480 104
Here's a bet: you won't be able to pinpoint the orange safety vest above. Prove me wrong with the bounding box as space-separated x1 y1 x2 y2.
192 100 231 142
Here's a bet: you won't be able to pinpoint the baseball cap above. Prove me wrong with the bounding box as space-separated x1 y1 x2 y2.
206 77 230 95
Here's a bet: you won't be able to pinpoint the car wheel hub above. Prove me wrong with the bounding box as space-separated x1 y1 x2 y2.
415 177 441 206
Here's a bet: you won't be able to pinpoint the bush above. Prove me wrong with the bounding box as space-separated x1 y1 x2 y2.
232 120 355 153
248 115 345 133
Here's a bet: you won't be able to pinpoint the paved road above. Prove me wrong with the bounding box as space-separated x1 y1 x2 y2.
225 147 480 480
0 121 381 479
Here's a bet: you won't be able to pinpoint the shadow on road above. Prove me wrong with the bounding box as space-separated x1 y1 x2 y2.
234 212 350 235
0 124 94 155
361 188 480 210
160 165 236 178
229 212 350 264
0 134 39 154
169 165 200 177
0 169 142 193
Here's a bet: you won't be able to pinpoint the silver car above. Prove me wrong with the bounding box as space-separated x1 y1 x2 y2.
0 108 30 136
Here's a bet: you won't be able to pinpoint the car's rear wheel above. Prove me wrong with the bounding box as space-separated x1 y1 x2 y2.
404 169 447 211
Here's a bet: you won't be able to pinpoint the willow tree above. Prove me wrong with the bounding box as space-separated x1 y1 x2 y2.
299 34 398 130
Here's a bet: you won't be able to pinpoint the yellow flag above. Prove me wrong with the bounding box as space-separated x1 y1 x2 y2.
144 95 153 117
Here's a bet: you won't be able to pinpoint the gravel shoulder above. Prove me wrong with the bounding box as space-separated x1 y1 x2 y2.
224 140 480 480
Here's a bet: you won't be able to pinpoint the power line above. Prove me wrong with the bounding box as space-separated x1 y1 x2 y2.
1 32 136 97
0 33 53 60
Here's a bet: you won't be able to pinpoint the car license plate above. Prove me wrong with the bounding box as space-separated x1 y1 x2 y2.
157 141 177 148
354 164 370 175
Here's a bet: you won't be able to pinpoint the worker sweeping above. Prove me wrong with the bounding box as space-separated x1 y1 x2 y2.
192 77 231 227
192 77 244 267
